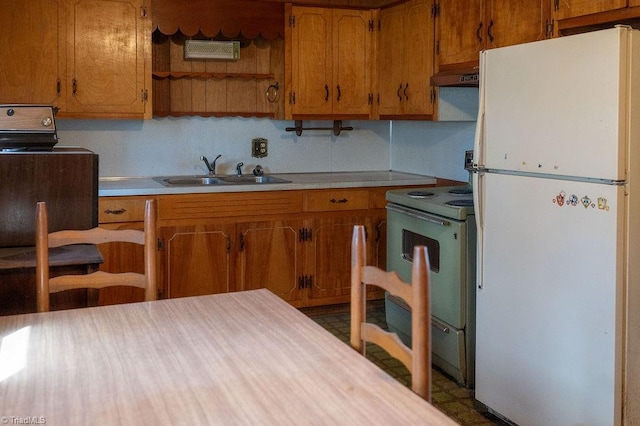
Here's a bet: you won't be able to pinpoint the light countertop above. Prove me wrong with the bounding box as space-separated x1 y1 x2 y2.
99 171 438 197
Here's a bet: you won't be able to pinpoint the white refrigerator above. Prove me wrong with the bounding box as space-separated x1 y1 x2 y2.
473 27 640 425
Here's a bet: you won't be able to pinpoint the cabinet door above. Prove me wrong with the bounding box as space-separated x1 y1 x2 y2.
237 219 302 303
307 215 376 302
377 5 405 116
486 0 549 50
436 0 484 69
291 7 333 116
159 224 234 298
65 0 147 116
404 0 435 116
0 0 66 107
554 0 626 20
332 9 372 115
97 221 147 305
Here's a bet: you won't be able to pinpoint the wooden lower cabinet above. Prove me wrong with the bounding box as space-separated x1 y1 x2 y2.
305 214 376 304
97 196 155 305
236 219 302 303
159 223 234 298
100 186 417 308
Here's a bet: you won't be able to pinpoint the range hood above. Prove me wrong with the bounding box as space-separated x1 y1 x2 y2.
431 68 479 87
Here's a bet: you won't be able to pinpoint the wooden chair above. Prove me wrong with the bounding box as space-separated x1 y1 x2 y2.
350 224 431 401
35 199 157 312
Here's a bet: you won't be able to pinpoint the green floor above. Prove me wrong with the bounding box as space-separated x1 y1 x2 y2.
304 303 505 426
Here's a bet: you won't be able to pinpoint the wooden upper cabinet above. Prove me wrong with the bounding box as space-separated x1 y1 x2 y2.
378 0 435 119
436 0 483 69
288 6 373 119
0 0 150 119
63 0 150 118
332 9 373 116
436 0 551 70
290 7 333 116
485 0 550 50
554 0 627 20
0 0 66 108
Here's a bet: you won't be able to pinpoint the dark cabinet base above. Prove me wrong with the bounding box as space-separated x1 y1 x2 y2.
0 245 103 316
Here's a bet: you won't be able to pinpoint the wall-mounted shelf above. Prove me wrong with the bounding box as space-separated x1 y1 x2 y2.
152 31 284 119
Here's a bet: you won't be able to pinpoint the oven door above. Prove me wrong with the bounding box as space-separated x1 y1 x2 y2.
386 203 468 329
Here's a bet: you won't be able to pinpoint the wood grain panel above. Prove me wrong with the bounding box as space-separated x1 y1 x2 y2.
303 188 369 211
554 0 626 20
0 290 457 424
158 191 304 220
99 197 152 223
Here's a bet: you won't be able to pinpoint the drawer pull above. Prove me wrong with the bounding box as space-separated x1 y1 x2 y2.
330 198 348 204
104 208 127 215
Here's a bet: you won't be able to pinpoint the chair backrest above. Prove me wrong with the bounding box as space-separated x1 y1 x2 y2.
35 199 157 312
350 224 431 401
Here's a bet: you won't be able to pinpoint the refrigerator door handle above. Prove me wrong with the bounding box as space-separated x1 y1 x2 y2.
473 171 485 290
473 50 486 291
473 50 487 170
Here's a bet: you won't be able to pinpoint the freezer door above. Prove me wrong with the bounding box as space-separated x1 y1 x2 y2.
475 173 625 425
480 27 631 181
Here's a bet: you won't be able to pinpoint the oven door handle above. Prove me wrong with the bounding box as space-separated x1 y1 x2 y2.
386 204 450 227
431 318 450 334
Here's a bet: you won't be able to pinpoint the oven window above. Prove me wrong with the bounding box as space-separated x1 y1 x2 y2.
402 229 440 273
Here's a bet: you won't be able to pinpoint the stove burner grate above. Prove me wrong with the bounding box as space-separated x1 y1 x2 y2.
449 187 472 195
407 191 434 198
446 199 474 207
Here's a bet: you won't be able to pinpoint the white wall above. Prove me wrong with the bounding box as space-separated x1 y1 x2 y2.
390 120 476 182
56 117 391 177
56 88 478 180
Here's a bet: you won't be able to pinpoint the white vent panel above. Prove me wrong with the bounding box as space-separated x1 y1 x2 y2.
184 40 240 60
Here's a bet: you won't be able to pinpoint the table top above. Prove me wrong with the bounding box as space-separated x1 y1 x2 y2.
0 289 456 425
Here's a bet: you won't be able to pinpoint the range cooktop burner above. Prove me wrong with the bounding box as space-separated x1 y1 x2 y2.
449 187 472 195
407 191 434 198
446 199 474 207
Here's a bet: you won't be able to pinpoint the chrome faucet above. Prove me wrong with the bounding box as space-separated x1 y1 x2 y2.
201 154 222 176
236 162 244 177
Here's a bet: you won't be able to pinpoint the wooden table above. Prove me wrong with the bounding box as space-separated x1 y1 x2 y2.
0 289 457 425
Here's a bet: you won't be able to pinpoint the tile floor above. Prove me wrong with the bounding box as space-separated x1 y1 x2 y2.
302 302 506 426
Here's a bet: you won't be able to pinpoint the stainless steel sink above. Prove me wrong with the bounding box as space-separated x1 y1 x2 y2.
222 175 291 184
153 175 291 186
153 176 227 186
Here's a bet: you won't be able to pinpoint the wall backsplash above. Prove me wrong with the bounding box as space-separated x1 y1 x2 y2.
56 115 476 182
56 117 391 177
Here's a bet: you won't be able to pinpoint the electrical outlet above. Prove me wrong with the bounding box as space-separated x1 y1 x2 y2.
252 138 268 158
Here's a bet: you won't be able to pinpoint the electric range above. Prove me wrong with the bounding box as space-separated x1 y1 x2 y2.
385 185 476 387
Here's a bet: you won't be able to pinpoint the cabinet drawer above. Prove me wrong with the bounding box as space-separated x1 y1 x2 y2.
158 191 304 220
99 197 150 223
303 189 370 212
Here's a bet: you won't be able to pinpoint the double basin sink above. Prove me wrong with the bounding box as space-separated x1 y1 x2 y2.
153 174 291 187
